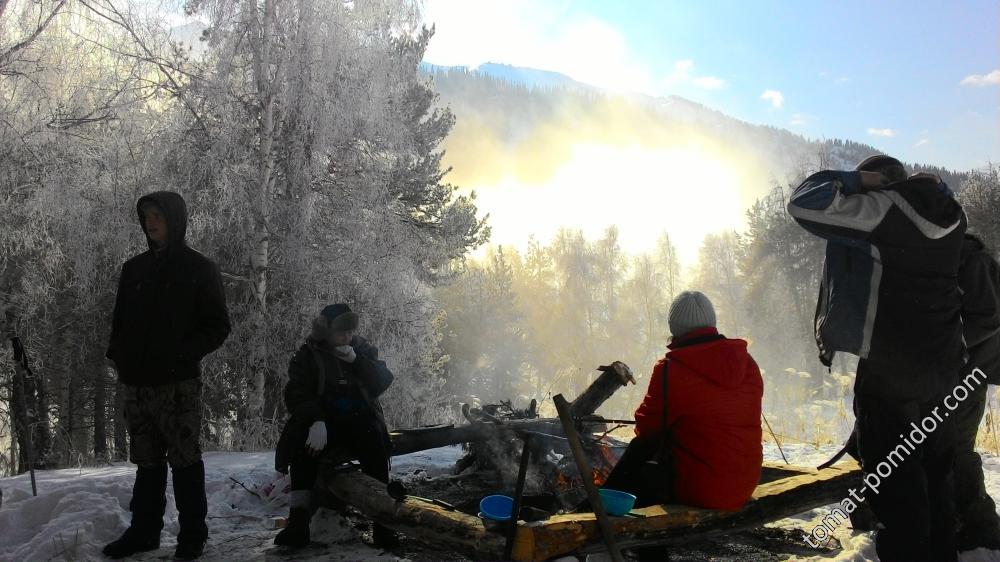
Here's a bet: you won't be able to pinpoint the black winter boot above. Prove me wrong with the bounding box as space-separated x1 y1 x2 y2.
274 507 312 547
103 464 168 559
957 520 1000 552
372 523 400 548
172 461 208 561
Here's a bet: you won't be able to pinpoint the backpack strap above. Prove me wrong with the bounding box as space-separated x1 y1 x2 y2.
650 359 673 462
660 360 669 433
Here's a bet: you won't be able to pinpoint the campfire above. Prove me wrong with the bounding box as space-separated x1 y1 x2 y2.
455 396 628 512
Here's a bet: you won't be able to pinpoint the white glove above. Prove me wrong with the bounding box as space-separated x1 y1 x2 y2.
306 421 327 454
334 345 356 363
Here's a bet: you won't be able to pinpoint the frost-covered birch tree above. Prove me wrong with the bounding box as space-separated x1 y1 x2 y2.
154 0 486 443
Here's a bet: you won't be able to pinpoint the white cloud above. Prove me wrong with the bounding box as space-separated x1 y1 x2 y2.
422 0 655 94
673 59 695 75
818 72 848 83
867 128 897 137
761 90 784 109
915 139 929 147
790 113 808 126
657 59 728 92
693 76 727 90
960 70 1000 86
659 59 693 86
424 3 732 97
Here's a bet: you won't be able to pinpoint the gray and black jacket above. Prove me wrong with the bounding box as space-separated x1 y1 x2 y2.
788 171 967 400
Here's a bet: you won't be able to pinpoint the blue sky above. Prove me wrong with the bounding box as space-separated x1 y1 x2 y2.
422 0 998 172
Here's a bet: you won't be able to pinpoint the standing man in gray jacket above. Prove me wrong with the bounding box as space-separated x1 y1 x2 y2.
788 155 967 562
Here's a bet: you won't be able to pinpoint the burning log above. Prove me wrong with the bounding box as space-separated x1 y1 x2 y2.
381 363 634 460
387 419 565 457
569 361 635 418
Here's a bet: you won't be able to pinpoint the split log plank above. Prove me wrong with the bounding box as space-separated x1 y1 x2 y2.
323 461 861 562
530 461 862 561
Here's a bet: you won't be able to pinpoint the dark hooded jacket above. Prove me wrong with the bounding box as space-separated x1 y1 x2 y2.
274 335 394 474
960 234 1000 383
633 327 763 511
106 191 231 386
788 171 967 400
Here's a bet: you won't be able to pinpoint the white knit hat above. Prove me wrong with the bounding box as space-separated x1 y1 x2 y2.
668 291 717 337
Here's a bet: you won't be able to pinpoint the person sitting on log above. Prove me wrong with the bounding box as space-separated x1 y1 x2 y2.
601 290 763 510
273 303 398 548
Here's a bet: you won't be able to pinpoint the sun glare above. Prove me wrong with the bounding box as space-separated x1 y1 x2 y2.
469 143 746 266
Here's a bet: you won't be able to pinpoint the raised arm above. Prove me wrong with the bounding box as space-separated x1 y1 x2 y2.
352 340 394 398
787 170 894 245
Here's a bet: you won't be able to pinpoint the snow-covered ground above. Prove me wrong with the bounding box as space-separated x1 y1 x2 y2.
2 444 1000 561
0 449 460 562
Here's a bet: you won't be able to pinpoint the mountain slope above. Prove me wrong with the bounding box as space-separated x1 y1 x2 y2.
424 63 966 194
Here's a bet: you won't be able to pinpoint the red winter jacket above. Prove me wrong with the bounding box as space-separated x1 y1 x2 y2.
634 327 763 511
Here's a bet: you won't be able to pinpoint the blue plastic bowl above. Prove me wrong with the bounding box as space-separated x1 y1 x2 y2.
480 494 514 521
599 488 637 516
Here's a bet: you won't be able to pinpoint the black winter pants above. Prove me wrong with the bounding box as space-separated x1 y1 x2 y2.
952 382 1000 539
854 387 957 562
289 415 390 492
601 433 674 508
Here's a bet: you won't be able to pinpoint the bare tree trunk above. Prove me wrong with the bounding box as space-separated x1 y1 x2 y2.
93 364 107 459
66 368 78 459
33 364 49 465
11 363 30 474
113 382 128 460
9 335 46 472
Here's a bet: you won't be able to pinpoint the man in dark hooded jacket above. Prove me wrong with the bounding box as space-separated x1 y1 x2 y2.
953 234 1000 551
273 303 396 548
103 191 231 560
788 155 967 562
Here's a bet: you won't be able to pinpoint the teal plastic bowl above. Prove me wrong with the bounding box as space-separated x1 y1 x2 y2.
480 494 514 521
599 488 637 516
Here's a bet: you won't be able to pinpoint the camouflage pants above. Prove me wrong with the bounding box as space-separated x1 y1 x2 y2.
123 379 203 469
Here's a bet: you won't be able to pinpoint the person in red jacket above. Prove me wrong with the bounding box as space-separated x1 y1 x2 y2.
602 291 763 510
